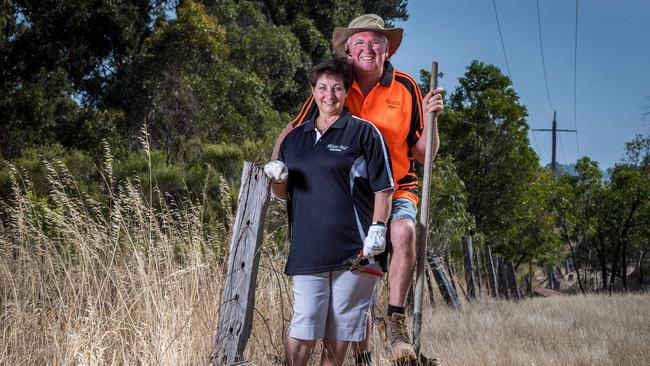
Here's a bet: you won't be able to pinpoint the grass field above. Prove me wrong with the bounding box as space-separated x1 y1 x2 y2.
2 170 649 365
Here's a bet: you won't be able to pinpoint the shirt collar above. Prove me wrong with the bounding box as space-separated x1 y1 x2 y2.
303 108 351 133
379 61 394 87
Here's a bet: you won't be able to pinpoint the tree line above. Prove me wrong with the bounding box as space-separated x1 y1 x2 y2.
1 0 648 292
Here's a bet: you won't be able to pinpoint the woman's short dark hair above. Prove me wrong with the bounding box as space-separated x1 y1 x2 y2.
309 58 354 91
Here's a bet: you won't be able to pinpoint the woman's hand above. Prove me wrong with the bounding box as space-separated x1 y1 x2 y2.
264 160 289 200
363 223 387 258
264 160 288 183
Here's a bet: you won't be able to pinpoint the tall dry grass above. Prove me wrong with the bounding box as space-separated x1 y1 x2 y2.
2 154 649 365
418 293 650 366
0 148 228 365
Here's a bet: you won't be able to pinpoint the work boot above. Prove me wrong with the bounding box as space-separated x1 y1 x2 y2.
386 313 417 362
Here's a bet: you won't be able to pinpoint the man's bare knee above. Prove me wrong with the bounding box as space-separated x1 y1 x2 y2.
390 219 416 256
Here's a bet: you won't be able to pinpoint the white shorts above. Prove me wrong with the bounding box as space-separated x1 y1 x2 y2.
288 267 379 342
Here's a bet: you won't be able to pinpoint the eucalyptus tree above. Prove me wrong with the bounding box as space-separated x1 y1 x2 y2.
440 61 547 263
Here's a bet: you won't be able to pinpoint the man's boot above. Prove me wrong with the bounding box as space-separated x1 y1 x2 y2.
386 313 416 362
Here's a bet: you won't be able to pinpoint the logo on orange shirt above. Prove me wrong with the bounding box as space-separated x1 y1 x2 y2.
386 98 401 109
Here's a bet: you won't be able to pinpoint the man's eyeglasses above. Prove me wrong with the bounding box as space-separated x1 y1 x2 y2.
347 40 385 52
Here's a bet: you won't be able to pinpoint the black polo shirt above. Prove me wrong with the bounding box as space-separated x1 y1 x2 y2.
278 109 394 275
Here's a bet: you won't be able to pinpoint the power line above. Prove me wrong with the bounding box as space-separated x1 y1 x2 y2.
531 130 541 153
573 0 582 157
536 0 555 112
491 0 512 81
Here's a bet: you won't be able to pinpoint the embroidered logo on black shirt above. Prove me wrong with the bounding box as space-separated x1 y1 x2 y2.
326 144 349 152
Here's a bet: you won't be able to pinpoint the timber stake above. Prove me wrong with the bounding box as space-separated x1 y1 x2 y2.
413 61 439 352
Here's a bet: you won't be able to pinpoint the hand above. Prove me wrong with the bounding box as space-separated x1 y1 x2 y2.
423 87 444 117
264 160 288 183
363 223 387 258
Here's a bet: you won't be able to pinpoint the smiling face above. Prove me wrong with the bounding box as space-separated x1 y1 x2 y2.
346 31 389 76
311 73 347 118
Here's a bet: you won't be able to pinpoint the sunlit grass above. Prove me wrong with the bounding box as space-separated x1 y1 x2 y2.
2 158 648 365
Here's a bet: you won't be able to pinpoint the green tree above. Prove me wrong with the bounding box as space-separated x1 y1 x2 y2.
107 1 286 158
203 0 408 113
504 168 562 269
441 61 540 255
605 164 649 291
555 157 606 290
0 0 175 158
424 157 474 256
557 153 650 292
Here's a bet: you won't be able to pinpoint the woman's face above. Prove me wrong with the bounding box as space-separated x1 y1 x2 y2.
312 73 347 117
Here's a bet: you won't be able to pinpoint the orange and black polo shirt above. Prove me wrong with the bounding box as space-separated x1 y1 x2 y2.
291 62 424 205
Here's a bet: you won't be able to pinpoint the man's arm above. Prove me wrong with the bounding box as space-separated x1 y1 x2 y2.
271 121 295 160
412 88 444 163
272 96 317 159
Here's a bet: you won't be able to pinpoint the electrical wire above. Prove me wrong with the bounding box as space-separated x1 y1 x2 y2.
491 0 513 81
536 0 555 112
531 130 541 154
573 0 582 157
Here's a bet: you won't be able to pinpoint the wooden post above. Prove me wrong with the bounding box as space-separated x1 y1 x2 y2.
506 261 521 300
473 244 482 298
528 260 534 296
210 162 271 366
425 268 436 306
564 258 570 275
445 254 458 294
462 235 476 299
497 256 509 299
413 61 439 351
484 246 498 298
426 249 461 309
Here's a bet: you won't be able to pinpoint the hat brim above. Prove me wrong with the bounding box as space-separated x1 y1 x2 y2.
332 27 403 59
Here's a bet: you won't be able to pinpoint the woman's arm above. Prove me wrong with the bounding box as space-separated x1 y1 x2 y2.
270 181 289 200
372 189 393 223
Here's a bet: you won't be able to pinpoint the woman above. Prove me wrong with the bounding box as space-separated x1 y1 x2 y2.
263 58 394 366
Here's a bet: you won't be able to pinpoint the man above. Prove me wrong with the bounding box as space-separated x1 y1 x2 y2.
271 14 444 363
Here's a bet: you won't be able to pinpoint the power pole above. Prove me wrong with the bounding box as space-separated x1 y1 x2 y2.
532 111 577 174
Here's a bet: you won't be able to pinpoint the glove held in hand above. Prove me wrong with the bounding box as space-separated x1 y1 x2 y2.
363 224 387 258
263 160 288 183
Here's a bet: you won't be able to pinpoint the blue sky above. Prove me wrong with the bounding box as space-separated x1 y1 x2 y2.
391 0 650 171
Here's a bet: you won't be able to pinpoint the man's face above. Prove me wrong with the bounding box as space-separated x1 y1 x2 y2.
346 31 388 74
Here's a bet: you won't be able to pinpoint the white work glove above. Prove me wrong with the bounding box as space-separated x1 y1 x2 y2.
363 223 387 258
263 160 288 183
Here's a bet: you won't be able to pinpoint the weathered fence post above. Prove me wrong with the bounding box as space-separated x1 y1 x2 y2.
546 266 561 290
427 249 461 309
425 268 436 306
444 254 458 294
506 261 521 300
210 162 271 366
485 246 498 298
497 256 509 299
528 260 534 297
564 258 570 275
462 235 476 299
473 245 482 297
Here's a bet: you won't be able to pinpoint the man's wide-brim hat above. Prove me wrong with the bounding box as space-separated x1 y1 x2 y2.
332 14 403 58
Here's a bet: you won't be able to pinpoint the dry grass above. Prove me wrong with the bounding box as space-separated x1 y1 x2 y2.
419 294 650 366
1 159 226 365
2 159 649 365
